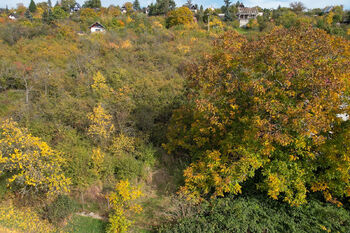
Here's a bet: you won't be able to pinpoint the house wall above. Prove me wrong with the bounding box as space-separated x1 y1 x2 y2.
239 19 249 27
90 26 105 33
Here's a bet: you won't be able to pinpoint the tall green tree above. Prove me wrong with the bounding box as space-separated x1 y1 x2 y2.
29 0 37 12
48 0 52 8
83 0 101 8
224 0 232 21
61 0 76 12
133 0 141 11
148 0 176 16
25 9 33 19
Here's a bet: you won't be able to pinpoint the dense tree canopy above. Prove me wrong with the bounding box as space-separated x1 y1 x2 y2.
165 25 350 206
166 7 194 28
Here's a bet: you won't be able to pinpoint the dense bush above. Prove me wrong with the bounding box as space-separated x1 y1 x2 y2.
42 195 78 224
158 195 350 232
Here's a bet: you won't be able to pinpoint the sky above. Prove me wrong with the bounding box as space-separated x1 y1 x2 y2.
0 0 349 10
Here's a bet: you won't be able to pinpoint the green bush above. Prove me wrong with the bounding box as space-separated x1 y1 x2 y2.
158 195 350 233
114 155 143 180
42 195 78 224
135 144 157 166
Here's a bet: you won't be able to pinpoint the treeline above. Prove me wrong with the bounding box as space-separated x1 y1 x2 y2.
1 0 349 36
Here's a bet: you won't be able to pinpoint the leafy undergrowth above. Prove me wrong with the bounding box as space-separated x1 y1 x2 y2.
0 201 59 233
158 195 350 233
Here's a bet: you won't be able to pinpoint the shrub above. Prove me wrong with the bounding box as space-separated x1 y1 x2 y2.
114 155 143 180
0 201 57 233
42 194 78 224
158 195 350 233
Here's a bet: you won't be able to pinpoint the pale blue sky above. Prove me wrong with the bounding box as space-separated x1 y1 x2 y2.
0 0 349 10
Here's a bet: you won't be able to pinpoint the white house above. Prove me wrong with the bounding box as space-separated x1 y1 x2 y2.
89 22 106 33
70 3 81 13
121 6 127 14
236 3 259 27
8 13 17 20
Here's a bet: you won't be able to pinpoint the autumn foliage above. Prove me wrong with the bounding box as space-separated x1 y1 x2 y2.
106 180 143 233
165 25 350 206
0 119 71 197
166 7 194 28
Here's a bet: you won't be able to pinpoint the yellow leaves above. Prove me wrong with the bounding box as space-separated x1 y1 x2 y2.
88 104 115 143
166 7 194 28
107 180 143 233
177 44 190 54
0 118 71 197
0 201 58 233
120 40 132 49
110 133 135 157
91 72 114 98
267 174 284 200
230 104 238 110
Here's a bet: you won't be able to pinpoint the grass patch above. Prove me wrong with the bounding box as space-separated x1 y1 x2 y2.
64 215 107 233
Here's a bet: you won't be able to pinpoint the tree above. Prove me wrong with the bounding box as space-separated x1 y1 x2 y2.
166 6 194 28
124 2 134 14
51 5 69 19
196 5 204 23
165 26 350 206
148 0 176 16
42 8 54 24
29 0 37 13
87 103 115 145
106 180 143 233
48 0 52 8
133 0 141 11
61 0 76 12
0 119 71 197
289 1 305 14
83 0 101 9
184 0 193 8
25 9 33 20
223 0 232 21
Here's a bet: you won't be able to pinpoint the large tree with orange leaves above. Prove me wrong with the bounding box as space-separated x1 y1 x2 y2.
165 25 350 206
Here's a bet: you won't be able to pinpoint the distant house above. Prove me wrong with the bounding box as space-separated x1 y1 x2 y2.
121 6 127 14
8 13 17 20
89 22 106 33
218 13 225 18
236 3 259 27
189 5 198 14
71 3 81 13
322 6 333 14
143 7 149 15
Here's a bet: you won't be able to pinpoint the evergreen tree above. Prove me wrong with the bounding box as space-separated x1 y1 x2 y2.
197 5 204 22
133 0 141 11
5 5 9 13
25 9 33 20
29 0 37 13
185 0 192 8
48 0 52 8
42 8 54 23
224 0 232 21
